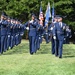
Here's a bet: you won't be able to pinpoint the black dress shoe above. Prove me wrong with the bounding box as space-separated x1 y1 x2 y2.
59 56 62 58
35 51 37 53
38 48 40 50
1 51 3 54
52 53 55 55
30 52 33 55
55 55 58 57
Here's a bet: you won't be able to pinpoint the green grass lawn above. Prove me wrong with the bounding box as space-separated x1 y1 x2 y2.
0 40 75 75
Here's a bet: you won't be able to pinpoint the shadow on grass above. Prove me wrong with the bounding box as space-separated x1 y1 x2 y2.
63 49 75 58
2 43 29 55
2 41 75 58
2 42 51 55
63 55 75 58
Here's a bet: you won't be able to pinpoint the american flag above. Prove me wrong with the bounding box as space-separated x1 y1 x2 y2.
39 3 44 26
45 2 51 26
39 7 44 20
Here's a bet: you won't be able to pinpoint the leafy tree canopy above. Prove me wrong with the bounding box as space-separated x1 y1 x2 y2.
0 0 75 29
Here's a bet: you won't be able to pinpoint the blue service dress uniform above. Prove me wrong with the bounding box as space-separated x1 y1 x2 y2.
44 26 49 43
0 19 7 53
73 30 75 44
18 24 21 45
0 21 1 53
19 24 24 44
65 26 71 44
35 22 43 51
54 22 66 58
7 20 11 50
48 23 57 54
10 23 15 49
15 23 19 45
38 26 43 44
24 19 38 54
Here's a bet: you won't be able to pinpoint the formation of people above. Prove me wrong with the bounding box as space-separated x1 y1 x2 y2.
24 14 71 58
0 12 72 59
0 12 24 54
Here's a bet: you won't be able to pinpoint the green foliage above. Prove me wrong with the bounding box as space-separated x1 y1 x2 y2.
54 0 75 28
0 0 75 28
0 40 75 75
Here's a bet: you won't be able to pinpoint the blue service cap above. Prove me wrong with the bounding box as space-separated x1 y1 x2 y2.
1 12 7 17
1 12 5 16
7 16 10 19
14 18 18 21
19 20 22 23
31 13 36 18
11 17 14 21
54 15 62 19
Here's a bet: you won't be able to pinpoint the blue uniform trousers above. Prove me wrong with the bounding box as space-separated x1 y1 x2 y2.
0 36 1 53
39 35 42 44
4 35 8 52
59 40 63 58
38 36 41 49
15 34 19 45
10 35 14 48
51 38 55 54
29 36 36 54
66 37 69 44
7 35 11 49
35 35 40 51
0 36 5 53
44 33 49 43
13 34 16 47
55 40 63 58
18 34 21 45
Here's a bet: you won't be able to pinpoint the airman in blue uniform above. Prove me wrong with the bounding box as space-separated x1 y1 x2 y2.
18 21 21 45
6 17 11 50
73 30 75 44
0 13 7 53
65 26 72 44
44 26 49 43
15 20 19 46
24 14 38 54
10 18 15 49
53 16 66 58
48 17 58 54
35 19 43 52
3 16 8 52
19 22 24 44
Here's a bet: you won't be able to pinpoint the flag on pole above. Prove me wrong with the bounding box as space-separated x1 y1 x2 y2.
39 2 44 26
45 2 51 26
52 2 54 23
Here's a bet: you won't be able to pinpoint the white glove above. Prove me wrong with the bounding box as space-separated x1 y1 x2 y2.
8 35 10 37
49 34 50 36
53 36 56 40
42 36 43 38
63 26 66 30
69 35 72 38
64 38 66 40
50 27 53 30
39 37 41 39
29 20 33 23
26 27 29 30
45 33 48 35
